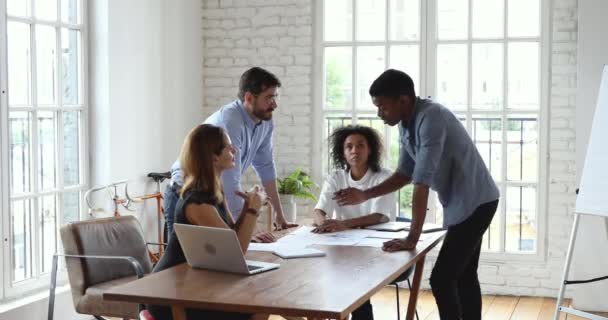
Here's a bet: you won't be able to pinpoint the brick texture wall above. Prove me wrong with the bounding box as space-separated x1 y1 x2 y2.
201 0 578 297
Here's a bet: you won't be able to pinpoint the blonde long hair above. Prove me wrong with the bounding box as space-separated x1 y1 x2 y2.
180 124 226 203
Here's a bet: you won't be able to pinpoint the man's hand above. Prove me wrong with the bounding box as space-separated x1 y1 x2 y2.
251 231 276 243
333 187 368 206
274 213 298 230
382 236 418 252
311 219 349 233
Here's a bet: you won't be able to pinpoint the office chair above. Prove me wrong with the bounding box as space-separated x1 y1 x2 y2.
391 216 419 320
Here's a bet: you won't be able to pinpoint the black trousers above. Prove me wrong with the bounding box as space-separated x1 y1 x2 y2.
351 299 373 320
430 200 499 320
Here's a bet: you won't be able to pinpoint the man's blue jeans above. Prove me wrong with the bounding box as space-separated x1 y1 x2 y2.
163 183 180 239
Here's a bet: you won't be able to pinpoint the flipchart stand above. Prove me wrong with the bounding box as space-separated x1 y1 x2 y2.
553 190 608 320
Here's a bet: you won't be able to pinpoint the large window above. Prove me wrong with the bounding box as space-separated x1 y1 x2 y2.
1 0 87 297
317 0 546 255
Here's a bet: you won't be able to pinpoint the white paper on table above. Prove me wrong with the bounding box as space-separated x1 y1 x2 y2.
366 230 409 239
353 237 387 247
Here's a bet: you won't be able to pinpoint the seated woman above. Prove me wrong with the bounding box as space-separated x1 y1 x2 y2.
312 125 396 320
313 125 396 233
147 124 268 320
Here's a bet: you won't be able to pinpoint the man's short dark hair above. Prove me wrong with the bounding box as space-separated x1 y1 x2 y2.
329 125 383 173
238 67 282 101
369 69 416 99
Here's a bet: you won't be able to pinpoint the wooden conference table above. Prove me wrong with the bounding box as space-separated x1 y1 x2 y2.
104 229 446 320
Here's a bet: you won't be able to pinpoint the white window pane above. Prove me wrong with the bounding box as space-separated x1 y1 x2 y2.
472 116 502 181
35 0 57 21
389 45 420 93
508 42 539 109
61 0 80 24
12 199 34 282
472 0 503 39
323 115 353 174
62 191 81 224
437 0 468 40
356 0 386 41
61 28 81 105
482 201 501 252
7 21 32 106
506 117 538 182
508 0 540 37
324 47 352 109
506 186 537 253
40 195 57 273
63 111 81 186
472 43 503 110
38 111 57 190
10 112 32 194
436 44 467 110
36 26 57 106
324 0 353 41
390 0 419 41
7 0 31 17
357 46 385 110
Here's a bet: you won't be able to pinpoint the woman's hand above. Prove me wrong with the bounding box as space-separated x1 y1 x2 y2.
235 185 268 212
311 219 349 233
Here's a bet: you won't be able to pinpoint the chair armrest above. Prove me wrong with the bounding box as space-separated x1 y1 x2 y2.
55 253 145 279
146 242 168 248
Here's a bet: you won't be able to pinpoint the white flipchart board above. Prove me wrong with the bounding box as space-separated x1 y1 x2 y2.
576 65 608 217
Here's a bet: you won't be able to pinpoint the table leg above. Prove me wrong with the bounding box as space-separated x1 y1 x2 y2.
406 256 426 320
171 305 187 320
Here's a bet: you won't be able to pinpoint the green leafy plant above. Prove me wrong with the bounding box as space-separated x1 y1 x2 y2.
277 168 318 201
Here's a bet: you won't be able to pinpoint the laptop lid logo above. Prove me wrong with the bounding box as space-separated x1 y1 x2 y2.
204 243 217 256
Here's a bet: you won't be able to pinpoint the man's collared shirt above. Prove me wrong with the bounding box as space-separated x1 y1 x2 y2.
170 99 276 218
397 97 500 227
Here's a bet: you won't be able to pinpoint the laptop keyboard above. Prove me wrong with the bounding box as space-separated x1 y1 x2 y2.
247 264 263 271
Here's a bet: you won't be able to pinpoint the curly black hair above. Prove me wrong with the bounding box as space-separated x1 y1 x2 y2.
329 125 384 173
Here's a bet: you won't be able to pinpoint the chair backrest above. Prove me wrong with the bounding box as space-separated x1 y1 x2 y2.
60 216 153 302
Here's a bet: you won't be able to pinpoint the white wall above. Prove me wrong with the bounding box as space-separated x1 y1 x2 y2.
571 0 608 311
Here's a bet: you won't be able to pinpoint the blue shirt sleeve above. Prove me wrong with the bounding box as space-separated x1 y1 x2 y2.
251 123 277 183
219 116 245 219
396 124 415 178
410 110 447 187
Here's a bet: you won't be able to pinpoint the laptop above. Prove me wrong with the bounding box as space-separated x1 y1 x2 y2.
174 223 280 275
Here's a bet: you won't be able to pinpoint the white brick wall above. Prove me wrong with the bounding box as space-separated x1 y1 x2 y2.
201 0 579 297
202 0 313 193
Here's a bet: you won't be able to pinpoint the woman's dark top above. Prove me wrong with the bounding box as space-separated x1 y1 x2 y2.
146 189 250 320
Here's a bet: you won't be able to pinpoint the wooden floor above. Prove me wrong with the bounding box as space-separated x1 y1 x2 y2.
266 287 608 320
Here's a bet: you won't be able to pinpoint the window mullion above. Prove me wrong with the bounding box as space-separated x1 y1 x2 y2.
29 20 42 281
56 22 65 259
351 0 357 123
499 0 509 254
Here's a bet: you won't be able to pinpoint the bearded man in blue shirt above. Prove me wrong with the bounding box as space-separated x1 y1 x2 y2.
334 69 500 320
164 67 297 242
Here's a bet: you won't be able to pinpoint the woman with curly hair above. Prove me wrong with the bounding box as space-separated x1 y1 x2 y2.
312 125 396 319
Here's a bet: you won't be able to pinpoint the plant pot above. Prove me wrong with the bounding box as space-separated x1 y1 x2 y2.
279 194 297 222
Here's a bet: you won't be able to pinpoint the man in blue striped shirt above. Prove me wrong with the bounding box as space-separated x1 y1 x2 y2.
334 69 499 320
164 67 296 241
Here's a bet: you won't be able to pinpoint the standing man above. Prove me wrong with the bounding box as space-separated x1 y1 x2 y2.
334 69 499 320
164 67 297 241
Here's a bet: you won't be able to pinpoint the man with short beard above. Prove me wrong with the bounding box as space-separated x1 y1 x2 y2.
164 67 297 242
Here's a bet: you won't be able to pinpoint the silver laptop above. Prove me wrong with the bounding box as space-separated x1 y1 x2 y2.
174 223 280 275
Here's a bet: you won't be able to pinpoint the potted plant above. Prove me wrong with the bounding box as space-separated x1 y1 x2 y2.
277 168 318 222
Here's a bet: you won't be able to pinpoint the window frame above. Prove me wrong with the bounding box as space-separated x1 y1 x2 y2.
313 0 550 262
0 0 89 299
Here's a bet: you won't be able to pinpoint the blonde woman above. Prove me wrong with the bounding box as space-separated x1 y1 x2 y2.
147 124 268 320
